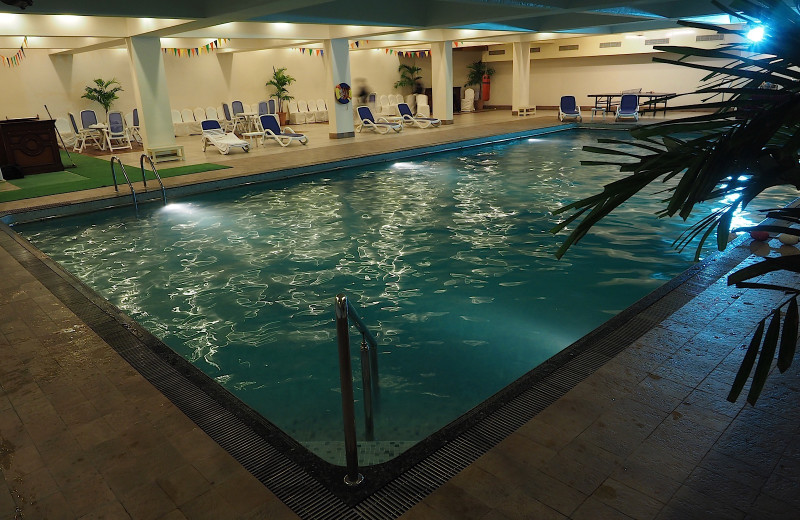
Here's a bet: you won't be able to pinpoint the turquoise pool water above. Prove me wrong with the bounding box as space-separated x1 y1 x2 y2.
17 130 791 464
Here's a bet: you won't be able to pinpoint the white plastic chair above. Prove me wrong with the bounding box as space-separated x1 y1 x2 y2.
315 99 329 122
287 101 306 125
404 94 417 114
297 100 315 123
461 88 475 113
55 117 76 148
193 107 206 122
105 111 132 151
416 94 430 118
181 108 195 123
378 95 394 116
206 106 219 121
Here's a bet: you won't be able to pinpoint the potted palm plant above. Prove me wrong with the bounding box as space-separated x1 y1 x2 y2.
266 66 296 125
81 78 123 116
553 0 800 404
394 63 423 93
465 60 495 110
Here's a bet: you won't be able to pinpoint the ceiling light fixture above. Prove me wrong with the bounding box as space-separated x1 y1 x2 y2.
746 25 765 42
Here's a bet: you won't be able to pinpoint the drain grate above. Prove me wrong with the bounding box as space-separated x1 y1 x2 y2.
0 223 752 519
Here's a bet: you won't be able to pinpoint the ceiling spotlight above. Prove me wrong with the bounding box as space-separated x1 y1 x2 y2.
1 0 32 9
746 26 765 42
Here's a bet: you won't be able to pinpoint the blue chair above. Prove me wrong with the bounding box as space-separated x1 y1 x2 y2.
355 106 403 134
258 101 269 116
267 99 277 114
397 102 441 128
231 100 244 115
258 114 308 147
615 94 639 121
105 111 132 151
221 103 234 131
558 96 582 122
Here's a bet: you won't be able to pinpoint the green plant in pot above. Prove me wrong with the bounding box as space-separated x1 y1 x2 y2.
394 63 423 93
81 78 123 116
266 66 296 125
465 60 495 110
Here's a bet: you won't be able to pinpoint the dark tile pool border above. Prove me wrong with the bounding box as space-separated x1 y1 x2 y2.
0 127 756 519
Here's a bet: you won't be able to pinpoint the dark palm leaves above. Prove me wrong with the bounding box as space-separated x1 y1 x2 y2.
552 0 800 404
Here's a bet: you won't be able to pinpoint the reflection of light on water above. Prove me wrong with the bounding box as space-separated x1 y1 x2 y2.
392 162 419 170
528 138 544 143
159 202 198 215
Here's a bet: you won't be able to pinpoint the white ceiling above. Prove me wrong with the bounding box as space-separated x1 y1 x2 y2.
0 0 739 54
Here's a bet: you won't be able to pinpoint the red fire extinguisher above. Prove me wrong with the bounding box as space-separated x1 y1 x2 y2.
481 74 491 101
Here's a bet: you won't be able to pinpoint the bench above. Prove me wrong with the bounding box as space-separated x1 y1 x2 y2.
146 145 185 164
515 106 536 116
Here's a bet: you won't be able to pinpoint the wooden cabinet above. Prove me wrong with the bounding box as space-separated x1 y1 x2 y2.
0 118 63 175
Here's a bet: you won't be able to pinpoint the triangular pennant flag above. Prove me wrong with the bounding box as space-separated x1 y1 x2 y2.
355 41 359 47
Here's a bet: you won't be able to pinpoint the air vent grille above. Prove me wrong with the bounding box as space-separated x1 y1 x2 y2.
488 49 505 55
559 44 579 51
530 47 541 53
644 38 669 45
696 34 724 41
599 41 622 48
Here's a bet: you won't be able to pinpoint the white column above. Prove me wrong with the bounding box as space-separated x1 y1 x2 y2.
323 38 355 139
512 41 531 115
430 41 453 124
126 36 176 149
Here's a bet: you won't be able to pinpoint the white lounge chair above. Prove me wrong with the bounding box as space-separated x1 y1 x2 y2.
201 119 250 155
356 105 403 134
258 114 308 147
397 102 441 128
55 116 76 148
206 106 219 121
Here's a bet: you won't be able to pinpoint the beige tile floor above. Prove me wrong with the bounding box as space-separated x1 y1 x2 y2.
0 110 798 519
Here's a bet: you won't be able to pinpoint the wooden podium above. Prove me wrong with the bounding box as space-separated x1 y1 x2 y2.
0 118 63 175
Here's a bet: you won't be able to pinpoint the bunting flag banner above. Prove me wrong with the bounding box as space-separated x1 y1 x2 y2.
162 38 229 58
395 50 431 58
294 48 324 57
1 36 28 68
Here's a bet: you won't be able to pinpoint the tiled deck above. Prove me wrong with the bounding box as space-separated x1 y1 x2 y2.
0 110 797 519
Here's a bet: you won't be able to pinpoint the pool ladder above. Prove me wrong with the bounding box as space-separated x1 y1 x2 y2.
335 293 379 486
110 154 167 216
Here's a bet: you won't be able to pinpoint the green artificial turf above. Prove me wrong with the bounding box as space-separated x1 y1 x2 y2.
0 151 229 203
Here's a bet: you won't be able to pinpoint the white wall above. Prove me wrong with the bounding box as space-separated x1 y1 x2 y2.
488 53 725 108
0 44 722 122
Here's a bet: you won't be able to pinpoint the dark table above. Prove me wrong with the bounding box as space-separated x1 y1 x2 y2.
587 92 676 116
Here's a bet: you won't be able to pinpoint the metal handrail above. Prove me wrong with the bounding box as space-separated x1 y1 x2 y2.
140 154 167 205
334 293 380 486
110 156 138 216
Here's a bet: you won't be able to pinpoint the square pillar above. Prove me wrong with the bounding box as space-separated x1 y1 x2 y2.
512 42 531 115
126 36 177 149
323 39 355 139
430 41 454 124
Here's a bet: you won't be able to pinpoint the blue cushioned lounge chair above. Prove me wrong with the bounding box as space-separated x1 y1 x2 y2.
558 96 582 122
201 119 249 154
258 114 308 147
615 94 639 121
355 106 403 134
396 102 441 128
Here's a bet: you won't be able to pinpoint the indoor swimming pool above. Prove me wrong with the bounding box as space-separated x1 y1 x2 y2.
15 129 792 465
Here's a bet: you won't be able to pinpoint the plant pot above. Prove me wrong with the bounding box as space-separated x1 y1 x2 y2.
278 112 287 126
476 99 485 111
